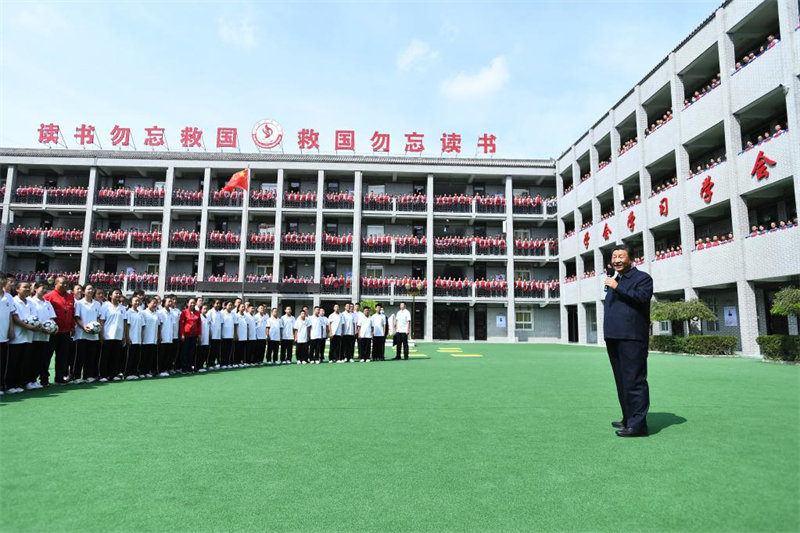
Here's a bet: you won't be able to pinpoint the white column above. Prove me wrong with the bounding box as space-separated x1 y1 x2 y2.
78 167 97 285
425 173 434 341
0 166 16 272
272 169 284 281
313 169 324 283
237 170 250 282
157 167 175 295
351 170 363 303
504 175 516 341
197 168 211 281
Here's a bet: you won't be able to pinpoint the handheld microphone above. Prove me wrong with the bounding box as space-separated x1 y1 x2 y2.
604 266 617 293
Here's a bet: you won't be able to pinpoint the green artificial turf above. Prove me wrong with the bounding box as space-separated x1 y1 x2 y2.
1 343 798 533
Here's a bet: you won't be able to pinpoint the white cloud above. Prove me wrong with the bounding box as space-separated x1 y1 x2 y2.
217 15 257 49
396 40 439 72
440 56 509 101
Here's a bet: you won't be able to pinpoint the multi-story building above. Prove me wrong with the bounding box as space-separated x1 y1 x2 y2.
0 152 560 342
1 0 798 353
556 0 800 354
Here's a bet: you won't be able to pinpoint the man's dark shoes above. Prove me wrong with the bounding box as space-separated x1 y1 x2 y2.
616 427 649 437
611 421 624 429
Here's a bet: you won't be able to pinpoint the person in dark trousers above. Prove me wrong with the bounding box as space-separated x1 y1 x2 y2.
603 244 654 437
279 306 295 364
43 276 76 384
393 302 411 360
179 298 201 372
356 306 373 362
265 307 281 364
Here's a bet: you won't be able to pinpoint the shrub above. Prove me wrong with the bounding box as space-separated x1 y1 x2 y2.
770 287 800 317
756 335 800 361
649 335 686 353
682 336 738 356
651 300 715 322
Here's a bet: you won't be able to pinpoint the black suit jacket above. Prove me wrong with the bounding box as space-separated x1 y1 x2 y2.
603 267 653 341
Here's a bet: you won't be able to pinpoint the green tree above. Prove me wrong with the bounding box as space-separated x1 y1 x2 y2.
769 287 800 317
651 299 716 336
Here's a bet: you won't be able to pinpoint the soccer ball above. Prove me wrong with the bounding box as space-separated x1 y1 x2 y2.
86 321 102 334
24 315 41 328
41 320 58 334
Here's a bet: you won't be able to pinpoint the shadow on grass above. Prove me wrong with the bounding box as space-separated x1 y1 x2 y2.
648 412 687 434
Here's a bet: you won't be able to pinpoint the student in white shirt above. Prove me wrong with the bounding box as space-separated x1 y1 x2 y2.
28 282 56 387
316 308 329 363
328 304 343 362
156 298 174 376
219 301 236 368
244 304 258 365
73 285 104 383
123 295 144 380
197 304 210 372
254 304 268 365
279 306 295 364
99 289 126 381
265 307 282 364
393 302 412 360
0 286 17 394
293 310 309 364
371 304 387 361
356 306 373 362
9 282 43 392
207 299 222 368
340 303 356 362
140 296 161 378
234 304 248 366
309 307 322 363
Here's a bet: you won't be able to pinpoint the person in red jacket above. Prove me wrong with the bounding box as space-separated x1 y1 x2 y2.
43 276 76 384
179 298 202 372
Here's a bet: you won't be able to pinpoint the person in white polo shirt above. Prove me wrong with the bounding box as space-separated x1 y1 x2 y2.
9 282 43 392
393 302 412 360
244 303 258 365
371 304 387 361
73 285 103 383
140 296 161 378
265 307 281 364
206 299 223 369
293 309 309 364
279 306 295 364
28 282 56 386
234 303 248 367
0 284 16 395
254 304 268 365
156 298 175 377
309 307 322 363
196 303 210 372
99 289 126 381
123 295 144 380
328 304 342 362
340 303 355 363
219 301 236 368
356 306 373 362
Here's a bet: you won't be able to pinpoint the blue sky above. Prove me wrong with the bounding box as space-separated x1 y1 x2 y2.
0 0 721 159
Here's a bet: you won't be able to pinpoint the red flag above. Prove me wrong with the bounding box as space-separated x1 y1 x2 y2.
223 168 249 193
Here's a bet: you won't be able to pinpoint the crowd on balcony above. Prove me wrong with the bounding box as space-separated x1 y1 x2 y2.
512 194 557 214
130 229 162 247
433 277 473 297
49 186 89 204
360 276 395 294
283 191 317 208
210 189 244 206
321 274 352 293
475 278 508 297
245 273 273 283
600 210 615 221
564 275 577 284
398 193 427 211
91 229 128 247
579 172 592 184
695 232 734 250
248 232 276 249
7 226 84 247
170 229 201 248
126 272 159 290
618 137 638 156
513 238 558 256
644 109 673 136
282 232 316 250
132 187 165 206
166 274 198 291
582 270 597 279
9 271 81 284
11 186 45 203
475 237 507 255
621 195 641 210
683 74 721 109
580 220 593 231
207 273 239 282
732 34 780 74
475 195 506 213
741 123 787 154
207 230 241 249
395 235 426 253
563 229 575 239
250 189 277 208
514 279 558 298
172 189 203 206
323 191 355 209
563 183 574 195
362 235 393 253
88 271 128 287
433 194 473 212
362 192 394 211
650 176 678 197
654 245 683 261
597 159 610 172
322 233 354 251
394 277 427 295
632 255 645 266
96 187 132 205
280 275 314 283
689 156 726 179
749 218 798 237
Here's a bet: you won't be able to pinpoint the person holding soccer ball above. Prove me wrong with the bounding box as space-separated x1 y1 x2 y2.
73 284 103 384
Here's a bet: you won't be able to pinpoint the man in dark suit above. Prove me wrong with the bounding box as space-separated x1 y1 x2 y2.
603 244 654 437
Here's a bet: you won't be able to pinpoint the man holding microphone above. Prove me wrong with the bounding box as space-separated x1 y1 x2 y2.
603 244 653 438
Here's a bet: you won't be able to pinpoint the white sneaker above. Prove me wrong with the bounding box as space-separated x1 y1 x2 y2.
113 377 121 382
146 373 153 378
169 370 177 375
138 374 146 379
366 359 371 362
99 378 108 383
86 377 96 383
73 378 84 384
159 372 170 377
6 388 19 394
25 382 38 390
33 382 44 389
349 359 354 363
125 375 138 381
360 359 366 363
0 390 4 395
214 364 220 369
199 368 207 373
